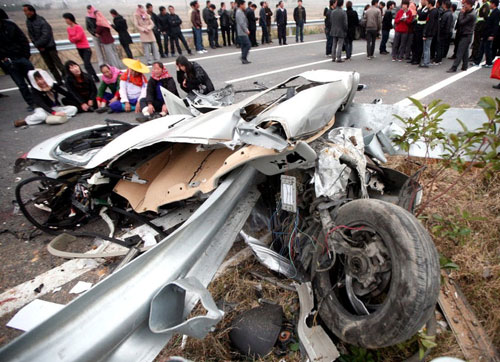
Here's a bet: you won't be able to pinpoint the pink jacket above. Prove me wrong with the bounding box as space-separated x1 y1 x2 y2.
67 24 90 49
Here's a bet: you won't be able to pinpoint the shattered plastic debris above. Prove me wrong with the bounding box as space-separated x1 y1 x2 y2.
69 281 93 294
314 127 368 200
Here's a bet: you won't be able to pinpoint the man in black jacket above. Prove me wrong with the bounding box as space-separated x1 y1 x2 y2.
434 0 453 63
207 4 221 48
380 0 394 54
0 9 34 110
259 2 269 44
110 9 133 58
447 0 476 72
146 3 166 57
23 4 65 84
293 0 306 42
158 7 171 56
247 3 258 46
420 0 439 67
219 2 232 46
276 0 287 45
167 6 192 56
474 0 499 67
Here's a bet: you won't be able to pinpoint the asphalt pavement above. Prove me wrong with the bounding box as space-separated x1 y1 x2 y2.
0 32 496 347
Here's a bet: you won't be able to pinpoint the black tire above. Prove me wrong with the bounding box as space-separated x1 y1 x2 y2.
15 176 87 235
314 199 440 349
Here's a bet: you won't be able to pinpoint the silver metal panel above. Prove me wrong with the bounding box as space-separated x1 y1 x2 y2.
0 166 260 362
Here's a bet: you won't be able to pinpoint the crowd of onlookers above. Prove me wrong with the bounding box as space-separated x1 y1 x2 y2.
325 0 497 72
0 0 498 127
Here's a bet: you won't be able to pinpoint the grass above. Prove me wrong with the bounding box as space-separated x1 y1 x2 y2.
154 155 499 361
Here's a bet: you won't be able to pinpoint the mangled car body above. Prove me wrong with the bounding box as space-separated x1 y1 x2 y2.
7 70 440 360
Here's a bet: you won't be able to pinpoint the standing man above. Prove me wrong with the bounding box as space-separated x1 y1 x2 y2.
219 2 232 46
276 0 288 45
110 9 134 58
434 0 453 64
265 1 273 42
474 0 499 67
294 0 306 43
247 3 258 46
207 4 221 48
420 0 439 67
329 0 347 62
324 0 335 57
236 0 251 63
230 2 238 45
203 1 213 47
158 6 171 56
146 3 166 58
259 2 269 44
380 0 395 54
23 4 65 84
447 0 476 72
346 1 359 60
471 0 490 62
410 0 428 64
191 1 207 54
363 0 382 59
0 9 34 110
167 6 193 56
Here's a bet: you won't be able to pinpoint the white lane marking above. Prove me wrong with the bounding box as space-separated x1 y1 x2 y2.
395 63 486 106
225 52 366 83
0 39 326 93
0 243 126 318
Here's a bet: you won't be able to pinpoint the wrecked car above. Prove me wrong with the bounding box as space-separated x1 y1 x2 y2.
11 70 440 356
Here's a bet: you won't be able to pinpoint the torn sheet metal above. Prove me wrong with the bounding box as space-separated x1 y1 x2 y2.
0 166 259 362
334 103 489 159
295 282 340 362
314 127 368 200
240 231 296 279
149 277 224 339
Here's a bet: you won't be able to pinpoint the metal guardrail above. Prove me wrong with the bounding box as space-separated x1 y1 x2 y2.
29 19 325 54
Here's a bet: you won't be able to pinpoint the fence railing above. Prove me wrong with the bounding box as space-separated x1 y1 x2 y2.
29 19 325 54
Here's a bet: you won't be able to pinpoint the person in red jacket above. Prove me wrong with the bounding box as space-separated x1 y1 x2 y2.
63 13 99 82
392 0 413 61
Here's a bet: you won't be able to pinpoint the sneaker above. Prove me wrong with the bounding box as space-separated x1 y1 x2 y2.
397 58 403 62
336 59 345 63
419 64 429 68
446 67 457 73
431 62 441 65
392 58 396 61
242 59 251 64
188 50 193 55
197 50 204 54
367 56 372 60
202 49 208 53
482 64 492 68
492 84 500 89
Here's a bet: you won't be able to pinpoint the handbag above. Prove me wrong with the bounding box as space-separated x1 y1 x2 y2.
490 58 500 80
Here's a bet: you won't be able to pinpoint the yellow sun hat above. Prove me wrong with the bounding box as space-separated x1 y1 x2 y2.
122 58 150 73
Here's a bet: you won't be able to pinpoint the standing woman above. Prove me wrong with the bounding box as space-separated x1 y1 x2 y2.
63 13 99 82
64 60 97 112
110 9 134 59
175 55 214 96
95 11 123 69
133 5 160 65
86 5 104 65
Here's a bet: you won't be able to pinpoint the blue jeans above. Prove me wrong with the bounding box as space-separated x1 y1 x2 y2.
380 29 390 52
193 27 204 51
296 21 304 42
422 37 433 65
238 35 251 61
0 57 34 107
345 38 353 59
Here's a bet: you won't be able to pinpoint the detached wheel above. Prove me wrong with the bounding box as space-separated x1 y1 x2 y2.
314 199 440 349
